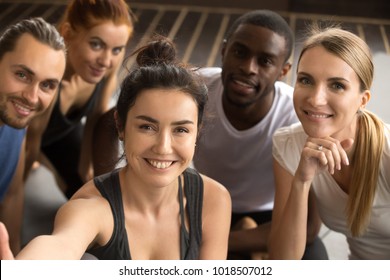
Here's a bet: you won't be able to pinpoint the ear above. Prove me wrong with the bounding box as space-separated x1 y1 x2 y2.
114 110 125 141
360 90 371 109
60 22 74 42
278 62 292 80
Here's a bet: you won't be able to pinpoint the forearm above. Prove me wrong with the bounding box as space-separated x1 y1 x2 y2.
0 188 24 254
92 109 119 176
78 117 99 180
269 179 311 259
23 139 41 180
16 235 80 260
229 222 271 253
79 97 111 179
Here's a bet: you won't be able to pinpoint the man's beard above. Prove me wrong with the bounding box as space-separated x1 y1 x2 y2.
0 108 29 129
224 90 256 109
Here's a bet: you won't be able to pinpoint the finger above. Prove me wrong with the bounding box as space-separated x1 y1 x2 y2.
329 138 351 167
316 138 349 173
309 140 337 174
340 138 354 166
322 146 336 174
324 141 341 172
312 145 329 167
0 222 15 260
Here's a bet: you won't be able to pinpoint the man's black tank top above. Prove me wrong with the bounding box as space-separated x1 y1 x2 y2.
87 168 203 260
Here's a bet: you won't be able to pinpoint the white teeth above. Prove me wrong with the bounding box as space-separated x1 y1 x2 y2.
14 102 31 113
310 113 329 118
311 115 328 119
148 160 173 169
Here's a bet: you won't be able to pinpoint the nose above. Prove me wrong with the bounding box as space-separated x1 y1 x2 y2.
153 131 173 155
21 83 39 105
308 84 327 106
240 56 258 75
97 50 112 68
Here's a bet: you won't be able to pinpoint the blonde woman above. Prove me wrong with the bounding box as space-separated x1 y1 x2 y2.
269 25 390 259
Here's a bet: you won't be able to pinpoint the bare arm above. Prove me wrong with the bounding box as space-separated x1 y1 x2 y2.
92 108 119 176
269 136 352 259
198 175 231 260
268 159 317 259
0 222 14 259
228 221 271 253
79 73 118 181
0 139 26 254
15 189 110 260
24 95 57 179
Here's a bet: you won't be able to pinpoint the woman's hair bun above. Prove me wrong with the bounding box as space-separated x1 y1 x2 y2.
136 35 176 67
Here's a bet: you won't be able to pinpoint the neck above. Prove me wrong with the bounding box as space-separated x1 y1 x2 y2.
222 90 274 130
334 116 360 164
63 61 76 81
119 167 179 214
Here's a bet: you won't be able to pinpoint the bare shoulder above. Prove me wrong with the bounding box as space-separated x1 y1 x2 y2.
200 174 231 208
59 180 109 217
57 179 112 226
72 179 103 199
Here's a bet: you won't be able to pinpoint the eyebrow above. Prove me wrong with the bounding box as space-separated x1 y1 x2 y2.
298 71 350 83
328 77 350 84
135 115 195 126
232 41 277 58
13 64 35 76
90 36 126 48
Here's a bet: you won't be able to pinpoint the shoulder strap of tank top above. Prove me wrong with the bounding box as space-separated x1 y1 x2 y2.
93 169 131 259
180 168 204 259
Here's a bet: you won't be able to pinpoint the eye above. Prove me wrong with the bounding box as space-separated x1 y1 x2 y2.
139 124 155 131
331 82 345 91
258 56 273 67
174 127 189 134
231 47 246 59
15 71 28 81
40 81 58 92
90 40 103 50
297 77 311 85
112 47 124 55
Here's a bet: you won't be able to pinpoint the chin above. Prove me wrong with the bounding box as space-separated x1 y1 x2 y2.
301 125 326 138
80 71 104 84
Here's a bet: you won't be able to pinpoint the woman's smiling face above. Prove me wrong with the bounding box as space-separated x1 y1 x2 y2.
66 21 130 84
293 46 370 140
121 88 198 188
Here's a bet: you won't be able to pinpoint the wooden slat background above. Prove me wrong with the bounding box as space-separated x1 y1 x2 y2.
1 1 389 89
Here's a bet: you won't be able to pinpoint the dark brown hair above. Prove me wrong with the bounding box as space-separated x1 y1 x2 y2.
0 17 66 60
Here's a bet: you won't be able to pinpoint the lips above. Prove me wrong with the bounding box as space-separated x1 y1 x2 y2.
89 66 105 77
230 76 259 95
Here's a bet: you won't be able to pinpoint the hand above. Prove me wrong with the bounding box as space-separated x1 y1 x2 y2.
0 222 15 260
295 137 354 184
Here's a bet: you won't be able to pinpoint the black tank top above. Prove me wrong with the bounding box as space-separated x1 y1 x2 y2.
41 79 104 147
87 168 203 260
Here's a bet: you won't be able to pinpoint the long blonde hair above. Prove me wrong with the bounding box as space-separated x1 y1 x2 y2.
299 25 385 236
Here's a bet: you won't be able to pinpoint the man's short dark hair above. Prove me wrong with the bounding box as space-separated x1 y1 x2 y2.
0 17 66 60
225 10 294 61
